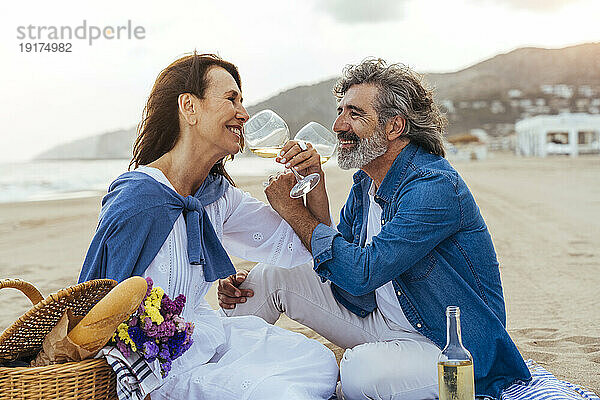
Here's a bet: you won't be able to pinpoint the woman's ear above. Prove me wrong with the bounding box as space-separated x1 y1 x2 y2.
178 93 198 125
385 116 406 141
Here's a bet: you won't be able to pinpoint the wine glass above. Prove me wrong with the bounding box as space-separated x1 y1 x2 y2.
244 109 289 158
295 121 338 164
244 109 301 196
244 111 335 198
288 122 338 198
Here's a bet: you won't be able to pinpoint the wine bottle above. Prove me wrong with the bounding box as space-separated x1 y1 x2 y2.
438 306 475 400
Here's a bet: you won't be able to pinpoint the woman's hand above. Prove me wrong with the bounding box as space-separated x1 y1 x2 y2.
275 140 322 177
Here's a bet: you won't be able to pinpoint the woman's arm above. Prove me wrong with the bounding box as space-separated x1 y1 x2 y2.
219 186 313 268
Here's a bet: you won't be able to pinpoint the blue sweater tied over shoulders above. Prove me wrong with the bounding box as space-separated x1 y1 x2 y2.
78 170 236 283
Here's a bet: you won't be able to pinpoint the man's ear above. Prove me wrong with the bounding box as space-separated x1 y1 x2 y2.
385 116 406 141
178 93 198 125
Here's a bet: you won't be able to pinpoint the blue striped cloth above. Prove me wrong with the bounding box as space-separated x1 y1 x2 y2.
501 360 599 400
97 347 162 400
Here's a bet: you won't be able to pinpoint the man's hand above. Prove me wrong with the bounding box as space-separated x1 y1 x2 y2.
264 172 304 217
275 140 323 178
217 271 254 310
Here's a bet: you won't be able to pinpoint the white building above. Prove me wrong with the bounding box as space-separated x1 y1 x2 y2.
516 114 600 157
508 89 523 98
578 85 595 97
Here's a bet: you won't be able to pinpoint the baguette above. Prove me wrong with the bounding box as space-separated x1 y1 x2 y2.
68 276 148 353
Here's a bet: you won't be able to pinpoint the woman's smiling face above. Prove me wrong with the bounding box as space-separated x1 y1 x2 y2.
194 66 249 157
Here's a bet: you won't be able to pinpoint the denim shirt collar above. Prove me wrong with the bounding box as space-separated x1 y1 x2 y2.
351 143 419 204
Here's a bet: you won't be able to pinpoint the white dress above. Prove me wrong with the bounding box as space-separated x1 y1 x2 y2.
136 166 338 400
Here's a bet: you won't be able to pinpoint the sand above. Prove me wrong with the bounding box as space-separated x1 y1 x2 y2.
0 152 598 393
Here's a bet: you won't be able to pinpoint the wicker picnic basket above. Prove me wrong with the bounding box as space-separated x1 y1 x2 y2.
0 278 119 400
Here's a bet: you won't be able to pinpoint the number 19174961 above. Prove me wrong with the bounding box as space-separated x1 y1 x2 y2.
19 42 72 52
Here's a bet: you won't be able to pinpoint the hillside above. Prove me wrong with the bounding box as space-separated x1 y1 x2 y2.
36 128 137 160
426 42 600 136
36 42 600 159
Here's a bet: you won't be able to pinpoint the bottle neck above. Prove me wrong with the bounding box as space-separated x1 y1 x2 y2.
446 307 463 348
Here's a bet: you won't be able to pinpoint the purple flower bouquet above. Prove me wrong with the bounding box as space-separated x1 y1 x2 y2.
110 277 194 377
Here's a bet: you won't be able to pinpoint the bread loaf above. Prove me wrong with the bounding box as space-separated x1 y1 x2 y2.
68 276 148 353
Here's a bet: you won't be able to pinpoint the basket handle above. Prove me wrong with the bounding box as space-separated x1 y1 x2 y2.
0 279 44 305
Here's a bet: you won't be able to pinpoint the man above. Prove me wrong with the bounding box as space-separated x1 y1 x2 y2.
218 59 531 399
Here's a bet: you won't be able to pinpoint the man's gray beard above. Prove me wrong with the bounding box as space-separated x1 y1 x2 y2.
337 127 388 170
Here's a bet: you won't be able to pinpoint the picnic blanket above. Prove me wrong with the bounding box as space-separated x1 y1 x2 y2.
500 359 599 400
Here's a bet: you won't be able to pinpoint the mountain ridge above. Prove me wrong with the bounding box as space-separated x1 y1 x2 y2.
36 42 600 160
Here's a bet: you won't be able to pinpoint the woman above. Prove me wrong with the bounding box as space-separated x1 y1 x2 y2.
78 53 338 399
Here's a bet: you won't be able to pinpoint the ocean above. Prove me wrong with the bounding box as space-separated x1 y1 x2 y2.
0 157 323 204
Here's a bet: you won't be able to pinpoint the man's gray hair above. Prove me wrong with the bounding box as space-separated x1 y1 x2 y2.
333 58 447 157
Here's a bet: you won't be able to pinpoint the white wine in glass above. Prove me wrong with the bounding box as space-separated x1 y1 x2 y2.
251 147 284 158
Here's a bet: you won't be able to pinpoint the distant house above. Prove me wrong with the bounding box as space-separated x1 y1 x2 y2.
539 84 575 99
440 99 455 113
541 85 554 95
508 89 523 98
446 131 488 161
553 84 574 99
578 85 595 97
515 113 600 157
490 101 505 114
519 99 532 108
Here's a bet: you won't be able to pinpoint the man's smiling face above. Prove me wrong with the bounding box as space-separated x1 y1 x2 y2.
332 83 389 170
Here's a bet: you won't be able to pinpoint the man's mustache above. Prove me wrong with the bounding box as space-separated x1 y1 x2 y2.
337 132 360 142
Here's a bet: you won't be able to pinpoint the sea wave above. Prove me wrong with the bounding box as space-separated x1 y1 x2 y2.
0 157 336 203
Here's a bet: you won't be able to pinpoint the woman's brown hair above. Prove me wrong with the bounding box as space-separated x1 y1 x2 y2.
130 52 242 185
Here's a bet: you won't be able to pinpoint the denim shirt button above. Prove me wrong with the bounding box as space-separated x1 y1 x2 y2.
315 258 320 263
360 311 366 316
381 219 385 225
396 290 402 296
416 323 422 328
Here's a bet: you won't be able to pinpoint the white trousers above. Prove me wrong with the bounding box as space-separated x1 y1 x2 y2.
223 263 441 400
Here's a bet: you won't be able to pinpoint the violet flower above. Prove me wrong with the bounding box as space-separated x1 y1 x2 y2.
143 341 159 361
128 315 139 327
145 277 153 297
128 326 147 350
157 320 176 337
158 346 171 361
173 294 186 315
116 340 131 358
161 360 172 377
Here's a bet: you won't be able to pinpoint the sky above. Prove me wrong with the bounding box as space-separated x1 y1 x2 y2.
0 0 598 162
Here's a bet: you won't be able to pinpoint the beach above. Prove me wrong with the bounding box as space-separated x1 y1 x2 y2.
0 152 598 393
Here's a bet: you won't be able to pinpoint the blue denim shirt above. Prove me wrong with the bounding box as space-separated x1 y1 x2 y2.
311 143 531 399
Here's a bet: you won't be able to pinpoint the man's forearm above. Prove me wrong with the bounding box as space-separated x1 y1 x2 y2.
280 205 320 253
305 172 331 226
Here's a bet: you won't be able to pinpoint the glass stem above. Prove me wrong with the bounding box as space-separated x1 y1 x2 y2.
290 167 304 182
